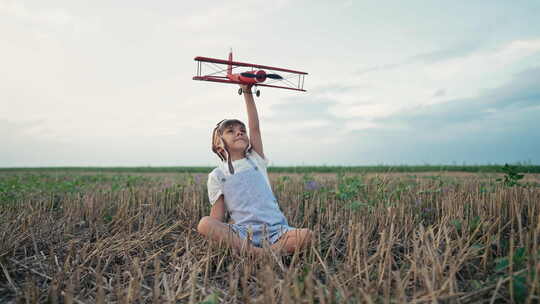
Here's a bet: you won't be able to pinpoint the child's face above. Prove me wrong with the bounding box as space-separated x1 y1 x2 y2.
220 123 249 152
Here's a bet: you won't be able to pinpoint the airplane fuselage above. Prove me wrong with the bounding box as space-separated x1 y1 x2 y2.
227 70 267 84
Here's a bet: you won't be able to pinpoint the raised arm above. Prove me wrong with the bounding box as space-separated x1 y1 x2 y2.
240 85 265 159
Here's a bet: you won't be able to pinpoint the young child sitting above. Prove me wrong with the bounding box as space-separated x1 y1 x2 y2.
197 84 312 255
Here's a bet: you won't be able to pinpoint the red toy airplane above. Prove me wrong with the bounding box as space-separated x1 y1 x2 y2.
193 51 307 97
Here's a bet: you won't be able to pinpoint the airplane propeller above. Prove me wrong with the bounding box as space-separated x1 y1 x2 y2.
240 72 256 78
266 74 283 79
240 72 283 80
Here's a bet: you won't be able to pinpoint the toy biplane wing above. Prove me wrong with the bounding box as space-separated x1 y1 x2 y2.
193 51 307 96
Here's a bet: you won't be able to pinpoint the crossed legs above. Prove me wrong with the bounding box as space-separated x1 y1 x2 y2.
197 216 312 256
271 228 313 254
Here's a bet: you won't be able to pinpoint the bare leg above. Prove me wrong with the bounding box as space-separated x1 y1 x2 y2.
271 228 313 255
197 216 264 255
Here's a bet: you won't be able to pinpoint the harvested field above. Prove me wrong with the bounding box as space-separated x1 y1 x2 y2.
1 171 539 303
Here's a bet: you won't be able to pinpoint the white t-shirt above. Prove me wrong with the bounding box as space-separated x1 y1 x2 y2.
207 150 271 205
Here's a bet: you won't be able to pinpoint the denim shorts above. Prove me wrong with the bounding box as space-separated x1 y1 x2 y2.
228 223 295 248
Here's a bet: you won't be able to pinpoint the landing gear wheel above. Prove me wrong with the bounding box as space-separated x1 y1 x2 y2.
256 90 260 97
238 88 243 95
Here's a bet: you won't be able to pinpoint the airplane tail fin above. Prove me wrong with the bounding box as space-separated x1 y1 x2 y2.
227 49 232 76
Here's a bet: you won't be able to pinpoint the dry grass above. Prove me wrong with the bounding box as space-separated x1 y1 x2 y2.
1 172 539 303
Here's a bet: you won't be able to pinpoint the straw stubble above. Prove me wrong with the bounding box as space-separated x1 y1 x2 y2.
0 171 538 302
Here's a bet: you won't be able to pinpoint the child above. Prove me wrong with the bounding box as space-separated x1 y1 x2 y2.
197 84 312 255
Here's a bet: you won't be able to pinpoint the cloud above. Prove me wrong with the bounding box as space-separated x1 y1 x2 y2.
266 54 540 136
343 38 540 132
422 39 540 84
356 63 404 75
356 41 483 75
409 41 483 64
2 2 539 166
265 64 540 165
264 95 345 141
158 0 291 33
433 89 446 98
486 67 540 109
0 119 67 167
0 118 212 167
267 96 335 121
338 64 540 163
381 66 540 130
0 1 74 26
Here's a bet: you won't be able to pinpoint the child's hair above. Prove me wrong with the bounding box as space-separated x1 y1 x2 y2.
211 119 252 173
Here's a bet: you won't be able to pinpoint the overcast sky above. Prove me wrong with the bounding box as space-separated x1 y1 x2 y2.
1 0 539 167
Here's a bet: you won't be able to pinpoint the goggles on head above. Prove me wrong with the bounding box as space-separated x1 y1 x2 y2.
213 119 245 136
